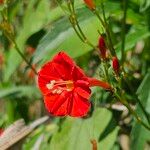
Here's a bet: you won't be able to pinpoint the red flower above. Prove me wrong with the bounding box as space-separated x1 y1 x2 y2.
38 52 111 117
98 36 107 59
84 0 95 10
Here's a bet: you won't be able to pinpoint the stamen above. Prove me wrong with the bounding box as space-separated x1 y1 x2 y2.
46 80 74 93
46 80 55 90
52 89 57 94
56 89 62 94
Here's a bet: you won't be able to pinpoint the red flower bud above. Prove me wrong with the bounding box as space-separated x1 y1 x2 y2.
98 36 107 59
112 57 120 75
0 52 4 67
26 46 35 55
27 64 36 79
0 128 4 136
83 0 95 10
0 0 4 5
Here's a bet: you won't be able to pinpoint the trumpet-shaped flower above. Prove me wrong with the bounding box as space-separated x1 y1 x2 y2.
38 52 111 117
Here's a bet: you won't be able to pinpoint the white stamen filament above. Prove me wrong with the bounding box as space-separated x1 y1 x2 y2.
46 80 55 90
46 80 73 94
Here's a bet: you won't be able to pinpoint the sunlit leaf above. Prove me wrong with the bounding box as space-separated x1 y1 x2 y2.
50 108 119 150
131 71 150 149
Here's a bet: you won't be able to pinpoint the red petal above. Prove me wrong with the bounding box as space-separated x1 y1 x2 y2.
75 80 90 88
52 52 76 80
38 62 62 95
52 62 73 80
75 80 91 99
75 87 91 99
71 66 87 81
44 91 70 116
44 89 91 117
69 92 91 117
53 51 75 67
38 61 60 79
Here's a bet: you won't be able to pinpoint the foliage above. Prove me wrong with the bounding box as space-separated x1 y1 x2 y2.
0 0 150 149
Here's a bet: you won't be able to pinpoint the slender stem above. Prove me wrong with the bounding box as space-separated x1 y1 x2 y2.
13 41 38 75
55 0 69 14
71 23 84 42
115 94 150 131
102 61 109 82
101 3 116 56
75 18 95 48
115 93 150 131
67 0 96 49
94 8 116 56
67 0 72 12
0 6 38 75
121 0 128 64
124 77 150 125
137 97 150 125
6 33 38 75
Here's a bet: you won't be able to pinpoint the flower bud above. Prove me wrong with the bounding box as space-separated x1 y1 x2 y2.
27 64 36 79
0 128 4 136
98 36 106 59
0 0 4 5
83 0 95 10
112 56 120 75
26 46 35 55
0 52 4 67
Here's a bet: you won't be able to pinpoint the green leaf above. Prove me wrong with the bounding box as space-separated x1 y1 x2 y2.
4 0 63 81
140 0 150 12
33 1 122 64
23 124 57 150
50 108 119 150
115 25 150 58
33 7 101 64
0 86 40 99
131 71 150 150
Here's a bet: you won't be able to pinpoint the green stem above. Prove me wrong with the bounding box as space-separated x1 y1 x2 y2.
94 8 116 56
115 93 150 131
6 33 38 75
74 16 95 48
67 0 96 49
101 3 116 56
124 77 150 125
0 6 38 75
13 41 38 75
121 0 128 65
102 61 109 82
137 97 150 125
71 22 84 42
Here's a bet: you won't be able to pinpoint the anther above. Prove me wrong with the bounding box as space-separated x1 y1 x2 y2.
46 80 55 90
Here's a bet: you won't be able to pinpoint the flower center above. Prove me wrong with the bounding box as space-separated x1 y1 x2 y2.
46 80 74 94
